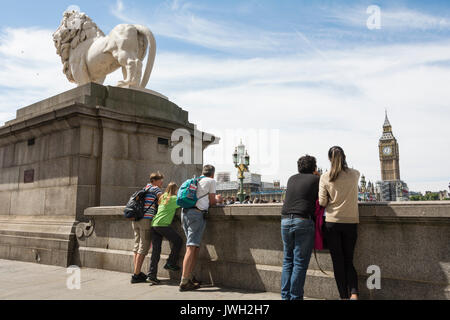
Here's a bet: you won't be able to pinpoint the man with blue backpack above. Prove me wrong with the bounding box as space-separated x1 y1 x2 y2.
177 165 223 291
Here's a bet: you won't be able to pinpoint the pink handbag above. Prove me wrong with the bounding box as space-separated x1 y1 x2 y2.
313 200 328 275
314 200 326 250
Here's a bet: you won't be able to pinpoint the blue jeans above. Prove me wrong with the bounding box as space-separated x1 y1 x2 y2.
281 217 315 300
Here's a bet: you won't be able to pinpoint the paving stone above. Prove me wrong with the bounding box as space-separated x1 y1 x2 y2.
0 259 291 300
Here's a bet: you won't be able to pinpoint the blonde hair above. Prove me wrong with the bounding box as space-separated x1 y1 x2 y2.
328 146 348 182
159 182 178 205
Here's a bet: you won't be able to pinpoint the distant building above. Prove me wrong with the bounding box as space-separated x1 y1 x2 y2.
376 111 409 201
261 181 274 189
376 180 409 202
216 172 231 183
217 171 285 202
438 190 449 200
358 175 377 201
274 180 281 189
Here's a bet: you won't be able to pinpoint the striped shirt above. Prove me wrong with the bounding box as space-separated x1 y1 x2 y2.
143 184 162 220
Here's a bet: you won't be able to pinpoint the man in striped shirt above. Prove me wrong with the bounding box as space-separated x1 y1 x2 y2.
131 172 164 284
143 182 163 220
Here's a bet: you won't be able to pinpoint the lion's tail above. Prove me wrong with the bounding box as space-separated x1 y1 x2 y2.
134 25 157 88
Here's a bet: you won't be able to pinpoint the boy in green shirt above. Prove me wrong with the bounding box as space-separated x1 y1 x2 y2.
147 183 183 284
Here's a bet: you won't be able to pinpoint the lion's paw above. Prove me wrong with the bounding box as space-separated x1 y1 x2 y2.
117 80 129 87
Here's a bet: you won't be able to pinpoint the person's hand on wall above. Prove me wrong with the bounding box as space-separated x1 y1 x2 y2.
215 194 224 205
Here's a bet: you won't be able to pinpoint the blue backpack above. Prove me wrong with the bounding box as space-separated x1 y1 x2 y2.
176 176 209 209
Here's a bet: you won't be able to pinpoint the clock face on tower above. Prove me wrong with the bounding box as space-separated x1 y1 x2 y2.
383 146 392 155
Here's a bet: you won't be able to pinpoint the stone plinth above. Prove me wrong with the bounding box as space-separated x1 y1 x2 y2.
0 83 215 266
80 202 450 300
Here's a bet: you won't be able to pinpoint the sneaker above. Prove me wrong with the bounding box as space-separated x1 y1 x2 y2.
164 263 181 271
191 276 202 286
147 275 161 285
131 274 147 284
138 272 148 280
179 279 200 292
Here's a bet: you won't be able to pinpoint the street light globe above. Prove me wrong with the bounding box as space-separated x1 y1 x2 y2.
232 148 238 166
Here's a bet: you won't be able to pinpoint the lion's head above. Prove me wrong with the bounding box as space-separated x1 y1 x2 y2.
52 11 104 82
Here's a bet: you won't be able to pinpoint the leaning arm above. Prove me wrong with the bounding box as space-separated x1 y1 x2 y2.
209 193 217 207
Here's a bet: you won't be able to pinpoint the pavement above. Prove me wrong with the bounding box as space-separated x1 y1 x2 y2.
0 259 304 300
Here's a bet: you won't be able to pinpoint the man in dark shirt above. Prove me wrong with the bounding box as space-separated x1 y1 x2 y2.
282 165 319 219
280 155 319 300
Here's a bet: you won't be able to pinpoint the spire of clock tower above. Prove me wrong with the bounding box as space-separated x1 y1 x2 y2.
381 110 394 139
383 109 391 127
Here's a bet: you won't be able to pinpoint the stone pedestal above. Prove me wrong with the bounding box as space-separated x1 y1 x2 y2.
0 83 215 267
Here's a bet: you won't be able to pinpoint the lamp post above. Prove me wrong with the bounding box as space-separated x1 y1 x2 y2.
232 141 250 203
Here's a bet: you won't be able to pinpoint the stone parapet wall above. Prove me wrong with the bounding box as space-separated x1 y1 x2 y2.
78 202 450 300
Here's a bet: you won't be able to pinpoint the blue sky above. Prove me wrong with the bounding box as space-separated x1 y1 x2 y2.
2 1 450 46
0 0 449 192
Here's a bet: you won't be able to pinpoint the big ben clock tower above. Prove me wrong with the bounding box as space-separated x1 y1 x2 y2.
379 111 401 181
376 111 409 201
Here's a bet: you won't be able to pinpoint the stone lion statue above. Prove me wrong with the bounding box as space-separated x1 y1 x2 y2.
53 10 156 88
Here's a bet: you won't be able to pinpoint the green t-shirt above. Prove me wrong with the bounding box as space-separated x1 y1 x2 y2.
152 194 180 227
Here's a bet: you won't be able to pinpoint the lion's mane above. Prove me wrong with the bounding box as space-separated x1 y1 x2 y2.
54 11 104 82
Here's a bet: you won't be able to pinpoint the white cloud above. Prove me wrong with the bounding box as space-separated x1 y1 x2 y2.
111 0 291 53
0 111 14 125
0 27 56 63
0 27 73 124
330 6 450 31
383 10 450 30
111 0 450 58
0 25 448 193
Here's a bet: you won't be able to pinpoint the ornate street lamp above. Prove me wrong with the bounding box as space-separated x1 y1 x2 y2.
233 140 250 203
